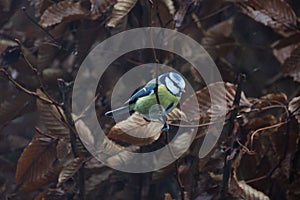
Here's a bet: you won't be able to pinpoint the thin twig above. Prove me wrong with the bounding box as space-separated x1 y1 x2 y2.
58 80 85 200
0 69 58 105
221 74 245 200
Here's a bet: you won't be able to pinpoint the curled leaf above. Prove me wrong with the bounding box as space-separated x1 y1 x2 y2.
74 116 94 155
29 0 50 17
158 131 194 165
182 82 252 123
107 112 163 146
233 180 270 200
273 43 299 64
107 0 138 27
39 1 88 27
238 0 297 36
166 107 188 124
161 0 176 15
0 37 19 56
272 34 300 64
250 92 288 107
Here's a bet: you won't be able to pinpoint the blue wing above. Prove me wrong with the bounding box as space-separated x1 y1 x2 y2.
124 83 156 104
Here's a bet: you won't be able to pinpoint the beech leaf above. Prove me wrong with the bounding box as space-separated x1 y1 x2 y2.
238 0 297 36
107 0 138 27
36 90 70 138
107 112 163 146
161 0 176 15
182 82 252 123
39 1 88 27
16 136 60 193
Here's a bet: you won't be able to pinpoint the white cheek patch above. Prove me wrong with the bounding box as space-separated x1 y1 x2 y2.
165 77 180 95
169 72 186 92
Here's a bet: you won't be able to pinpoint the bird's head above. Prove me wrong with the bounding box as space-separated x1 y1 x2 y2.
160 72 186 97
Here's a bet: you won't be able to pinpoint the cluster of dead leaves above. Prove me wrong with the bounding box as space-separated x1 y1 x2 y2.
11 80 300 199
0 0 300 199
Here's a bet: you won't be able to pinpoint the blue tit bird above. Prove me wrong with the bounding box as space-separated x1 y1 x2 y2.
105 72 186 122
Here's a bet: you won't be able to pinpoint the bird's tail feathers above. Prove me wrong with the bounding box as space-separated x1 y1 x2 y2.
105 105 130 117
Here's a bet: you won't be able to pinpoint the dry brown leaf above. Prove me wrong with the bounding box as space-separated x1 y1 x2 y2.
158 131 194 166
73 117 94 155
36 90 70 138
107 0 138 27
0 37 19 56
29 0 44 17
56 139 71 162
90 0 117 19
238 0 297 36
182 82 252 123
249 92 288 108
201 18 235 60
289 96 300 123
268 123 298 161
281 45 300 82
166 107 188 123
272 33 300 49
16 136 60 193
231 160 270 200
235 180 270 200
161 0 176 15
273 43 299 64
29 0 51 17
105 149 135 168
107 112 163 146
58 157 85 186
95 136 125 156
39 1 88 27
272 34 300 64
37 44 59 70
254 92 287 103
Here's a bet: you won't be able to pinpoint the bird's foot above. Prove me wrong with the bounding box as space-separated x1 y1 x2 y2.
161 123 169 132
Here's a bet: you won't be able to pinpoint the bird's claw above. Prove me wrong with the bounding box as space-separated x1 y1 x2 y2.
161 123 169 132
